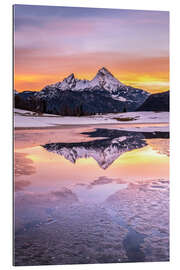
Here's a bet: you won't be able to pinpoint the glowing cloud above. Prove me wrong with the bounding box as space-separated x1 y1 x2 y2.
14 5 169 93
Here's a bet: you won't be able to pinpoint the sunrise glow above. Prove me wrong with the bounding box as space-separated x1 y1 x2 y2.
14 5 169 93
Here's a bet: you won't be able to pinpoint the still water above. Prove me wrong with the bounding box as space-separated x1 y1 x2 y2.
14 126 169 265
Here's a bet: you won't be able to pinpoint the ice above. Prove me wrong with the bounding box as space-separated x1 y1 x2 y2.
104 179 169 261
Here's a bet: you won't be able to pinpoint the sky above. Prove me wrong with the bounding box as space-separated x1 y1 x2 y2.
14 5 169 93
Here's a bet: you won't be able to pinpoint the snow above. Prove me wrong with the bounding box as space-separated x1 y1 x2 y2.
89 67 125 92
14 108 169 132
18 68 149 112
112 95 127 102
105 178 169 261
46 67 125 93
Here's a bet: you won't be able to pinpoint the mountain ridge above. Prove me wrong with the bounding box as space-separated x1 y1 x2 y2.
43 67 125 93
14 67 151 115
136 91 169 111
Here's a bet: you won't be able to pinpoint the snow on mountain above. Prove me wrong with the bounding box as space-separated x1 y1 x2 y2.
48 67 125 93
14 90 19 95
42 131 148 169
15 67 150 115
111 95 127 102
89 67 125 92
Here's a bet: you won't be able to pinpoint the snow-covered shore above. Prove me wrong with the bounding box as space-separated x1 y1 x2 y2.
14 109 169 132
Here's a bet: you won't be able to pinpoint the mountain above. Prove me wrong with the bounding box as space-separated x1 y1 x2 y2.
14 67 150 115
50 67 125 93
42 129 169 169
136 91 169 112
14 90 19 95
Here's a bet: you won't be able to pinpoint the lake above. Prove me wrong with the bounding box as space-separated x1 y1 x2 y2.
14 125 169 265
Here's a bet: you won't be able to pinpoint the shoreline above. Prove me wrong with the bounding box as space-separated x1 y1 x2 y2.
14 122 169 131
14 109 169 131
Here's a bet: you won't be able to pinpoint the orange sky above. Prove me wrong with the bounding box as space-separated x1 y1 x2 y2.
14 6 169 93
15 143 169 189
14 54 169 93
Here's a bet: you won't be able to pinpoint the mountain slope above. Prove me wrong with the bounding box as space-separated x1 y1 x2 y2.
50 67 125 92
15 67 150 115
137 91 169 112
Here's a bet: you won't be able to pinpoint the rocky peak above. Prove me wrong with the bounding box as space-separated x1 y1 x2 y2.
97 67 114 77
53 73 76 90
91 67 124 91
65 73 75 83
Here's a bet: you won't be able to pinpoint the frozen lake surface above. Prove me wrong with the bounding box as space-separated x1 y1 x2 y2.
14 124 169 265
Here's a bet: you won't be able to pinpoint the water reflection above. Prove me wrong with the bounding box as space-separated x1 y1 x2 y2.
14 152 36 176
14 127 169 265
15 180 31 192
42 129 169 169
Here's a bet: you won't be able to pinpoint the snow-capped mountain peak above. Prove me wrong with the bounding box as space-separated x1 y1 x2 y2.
47 67 125 92
15 67 150 115
51 73 77 90
90 67 125 92
65 73 75 82
96 67 114 77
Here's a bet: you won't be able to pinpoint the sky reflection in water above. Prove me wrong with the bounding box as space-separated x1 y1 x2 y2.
14 128 169 200
14 126 169 265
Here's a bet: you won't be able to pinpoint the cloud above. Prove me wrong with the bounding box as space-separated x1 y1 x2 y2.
14 7 169 56
14 152 36 176
14 50 169 92
14 5 169 93
15 180 31 191
14 5 169 31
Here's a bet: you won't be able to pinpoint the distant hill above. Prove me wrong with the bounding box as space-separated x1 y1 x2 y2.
136 91 169 112
14 67 149 116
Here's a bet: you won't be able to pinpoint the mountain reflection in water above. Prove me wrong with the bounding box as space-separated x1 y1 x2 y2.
42 129 169 169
